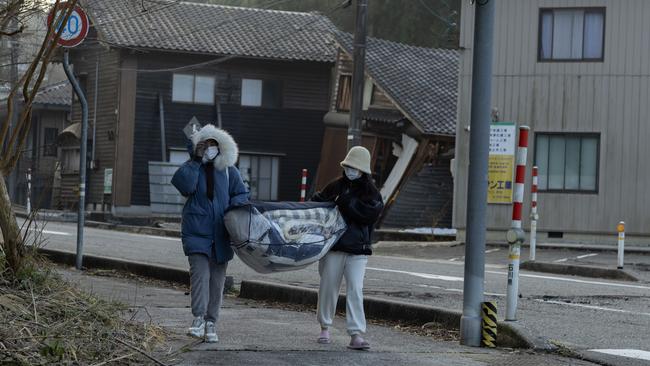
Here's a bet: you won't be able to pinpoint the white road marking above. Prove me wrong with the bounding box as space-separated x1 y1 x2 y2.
373 255 506 269
368 265 650 291
366 267 464 282
145 235 180 242
553 258 569 263
536 300 650 317
485 248 501 254
485 270 650 290
576 253 598 259
31 229 71 236
588 349 650 361
449 257 461 262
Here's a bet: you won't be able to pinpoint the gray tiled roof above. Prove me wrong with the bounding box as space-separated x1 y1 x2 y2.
0 81 71 107
336 32 459 136
34 81 71 106
85 0 337 62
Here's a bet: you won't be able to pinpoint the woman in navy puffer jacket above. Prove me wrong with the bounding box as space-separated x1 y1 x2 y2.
172 124 248 343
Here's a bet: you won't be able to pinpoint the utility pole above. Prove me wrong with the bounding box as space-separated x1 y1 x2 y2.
347 0 367 150
460 0 496 347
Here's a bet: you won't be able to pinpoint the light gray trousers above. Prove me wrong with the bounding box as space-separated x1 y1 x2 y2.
317 251 368 336
188 254 228 323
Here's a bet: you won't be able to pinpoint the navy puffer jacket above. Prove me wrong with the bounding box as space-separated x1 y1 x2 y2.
172 125 249 263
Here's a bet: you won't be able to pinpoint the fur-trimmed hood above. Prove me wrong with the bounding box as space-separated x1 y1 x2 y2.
191 124 238 171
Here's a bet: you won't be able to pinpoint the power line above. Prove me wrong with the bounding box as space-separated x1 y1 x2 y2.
5 0 345 76
88 0 348 74
114 0 295 51
415 0 457 27
84 0 184 29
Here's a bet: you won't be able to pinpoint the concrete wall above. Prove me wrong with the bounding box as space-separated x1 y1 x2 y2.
453 0 650 242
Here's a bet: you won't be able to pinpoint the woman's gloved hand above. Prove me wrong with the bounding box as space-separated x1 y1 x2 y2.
194 141 206 160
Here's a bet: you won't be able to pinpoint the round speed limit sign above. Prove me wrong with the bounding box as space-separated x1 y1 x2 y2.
47 2 89 48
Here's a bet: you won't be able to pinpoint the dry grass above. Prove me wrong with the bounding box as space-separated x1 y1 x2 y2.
0 256 169 365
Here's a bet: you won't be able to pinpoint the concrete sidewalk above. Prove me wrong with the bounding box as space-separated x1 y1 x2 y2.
59 268 598 366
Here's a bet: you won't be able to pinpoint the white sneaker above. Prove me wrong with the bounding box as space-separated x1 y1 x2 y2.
205 321 218 343
188 317 205 338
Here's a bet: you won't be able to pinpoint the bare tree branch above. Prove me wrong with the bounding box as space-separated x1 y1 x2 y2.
0 24 24 36
1 0 78 174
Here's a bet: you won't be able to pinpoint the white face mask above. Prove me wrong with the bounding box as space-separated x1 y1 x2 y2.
344 167 362 180
206 146 219 160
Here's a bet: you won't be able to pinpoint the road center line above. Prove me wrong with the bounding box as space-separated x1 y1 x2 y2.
369 265 650 290
536 300 650 317
485 248 501 254
588 349 650 361
553 258 569 263
370 263 650 290
576 253 598 259
372 255 507 269
485 270 650 290
366 267 464 282
145 235 181 242
30 229 71 236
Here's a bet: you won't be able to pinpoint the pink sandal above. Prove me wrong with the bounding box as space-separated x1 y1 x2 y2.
317 329 331 344
348 335 370 350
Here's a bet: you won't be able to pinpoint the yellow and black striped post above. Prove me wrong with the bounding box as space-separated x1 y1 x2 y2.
481 301 498 348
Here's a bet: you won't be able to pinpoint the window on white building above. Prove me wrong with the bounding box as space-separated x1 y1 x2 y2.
535 133 599 192
539 8 605 61
172 74 215 104
238 154 280 201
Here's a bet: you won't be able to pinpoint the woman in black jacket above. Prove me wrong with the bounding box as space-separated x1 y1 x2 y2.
312 146 384 350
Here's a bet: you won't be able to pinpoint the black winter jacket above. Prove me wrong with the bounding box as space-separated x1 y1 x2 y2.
312 175 384 255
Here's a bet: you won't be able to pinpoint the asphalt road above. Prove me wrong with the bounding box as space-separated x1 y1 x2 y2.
21 219 650 365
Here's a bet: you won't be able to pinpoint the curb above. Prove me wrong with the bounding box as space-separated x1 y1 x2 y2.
16 211 182 238
486 241 650 254
374 229 456 243
520 261 639 282
83 221 181 238
239 279 537 349
36 247 233 290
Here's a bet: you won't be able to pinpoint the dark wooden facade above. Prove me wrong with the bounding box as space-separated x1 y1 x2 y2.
64 44 121 210
67 48 333 212
12 110 68 209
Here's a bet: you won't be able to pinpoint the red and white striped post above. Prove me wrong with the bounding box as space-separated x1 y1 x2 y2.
299 169 308 202
505 125 529 321
26 168 32 216
529 166 539 261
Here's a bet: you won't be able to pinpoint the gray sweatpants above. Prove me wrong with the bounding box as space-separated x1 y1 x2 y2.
317 251 368 336
188 254 228 323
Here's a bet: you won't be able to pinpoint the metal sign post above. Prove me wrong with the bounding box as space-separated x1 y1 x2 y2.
49 2 89 270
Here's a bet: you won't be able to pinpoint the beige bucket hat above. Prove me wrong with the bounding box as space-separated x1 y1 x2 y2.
340 146 372 174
